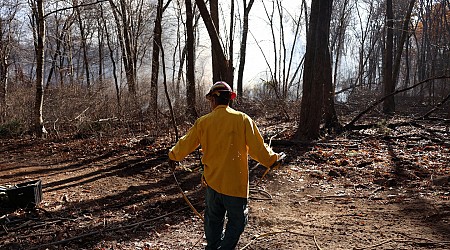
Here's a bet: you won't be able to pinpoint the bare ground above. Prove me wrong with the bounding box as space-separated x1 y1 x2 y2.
1 119 450 250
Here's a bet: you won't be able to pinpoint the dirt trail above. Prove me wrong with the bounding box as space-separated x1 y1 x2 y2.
1 127 449 249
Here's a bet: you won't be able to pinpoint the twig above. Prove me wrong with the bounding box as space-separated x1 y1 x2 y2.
240 229 315 250
354 238 395 249
74 107 89 121
313 235 323 250
172 171 205 222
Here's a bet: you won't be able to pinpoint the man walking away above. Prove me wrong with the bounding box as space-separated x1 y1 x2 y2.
168 81 283 250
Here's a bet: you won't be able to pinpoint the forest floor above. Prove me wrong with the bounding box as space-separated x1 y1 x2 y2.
1 115 450 250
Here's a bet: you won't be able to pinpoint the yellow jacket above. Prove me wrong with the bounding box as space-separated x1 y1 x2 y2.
168 105 278 198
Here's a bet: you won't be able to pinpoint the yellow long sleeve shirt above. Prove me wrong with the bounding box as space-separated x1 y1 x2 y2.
168 105 278 198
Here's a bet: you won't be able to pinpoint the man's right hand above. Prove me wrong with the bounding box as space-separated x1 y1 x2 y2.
271 152 286 170
168 159 178 170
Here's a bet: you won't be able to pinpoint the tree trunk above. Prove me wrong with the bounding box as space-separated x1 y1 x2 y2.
196 0 233 85
0 50 7 123
31 0 47 137
294 0 333 141
75 4 91 88
392 0 416 86
209 0 221 84
109 0 138 96
150 0 163 119
383 0 395 114
0 17 11 123
101 4 121 115
323 48 341 130
185 0 197 120
237 0 255 98
46 15 74 89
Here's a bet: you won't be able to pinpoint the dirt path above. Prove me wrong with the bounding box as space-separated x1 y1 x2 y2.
1 128 449 250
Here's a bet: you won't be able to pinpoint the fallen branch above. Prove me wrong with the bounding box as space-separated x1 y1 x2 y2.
419 90 450 119
345 75 450 129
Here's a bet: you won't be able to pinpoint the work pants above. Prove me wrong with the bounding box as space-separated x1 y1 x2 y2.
204 186 248 250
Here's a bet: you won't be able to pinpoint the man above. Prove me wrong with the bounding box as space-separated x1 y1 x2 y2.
168 81 282 250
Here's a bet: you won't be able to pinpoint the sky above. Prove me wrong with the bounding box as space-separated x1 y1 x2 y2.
194 0 308 89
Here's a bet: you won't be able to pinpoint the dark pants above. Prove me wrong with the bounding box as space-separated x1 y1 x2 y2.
204 187 248 250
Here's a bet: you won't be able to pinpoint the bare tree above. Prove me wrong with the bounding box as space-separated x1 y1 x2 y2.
236 0 255 98
45 7 75 88
382 0 394 114
185 0 198 119
75 0 91 88
196 0 233 85
150 0 172 118
294 0 333 141
108 0 146 96
100 3 121 114
30 0 47 136
0 0 19 123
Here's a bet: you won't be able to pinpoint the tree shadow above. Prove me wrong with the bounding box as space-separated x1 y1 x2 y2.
386 138 450 242
0 141 206 250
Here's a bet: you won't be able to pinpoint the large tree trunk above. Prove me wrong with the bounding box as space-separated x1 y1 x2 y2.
31 0 47 137
294 0 333 141
383 0 395 114
185 0 197 120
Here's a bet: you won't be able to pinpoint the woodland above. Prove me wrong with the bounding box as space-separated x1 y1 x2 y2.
1 0 450 249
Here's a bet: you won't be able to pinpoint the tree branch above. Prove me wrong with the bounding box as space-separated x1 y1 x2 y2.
345 75 450 129
44 0 109 18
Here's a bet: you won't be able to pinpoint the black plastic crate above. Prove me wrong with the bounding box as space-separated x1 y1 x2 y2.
6 180 43 209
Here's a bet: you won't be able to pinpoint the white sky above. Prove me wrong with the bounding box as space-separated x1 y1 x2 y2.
195 0 308 89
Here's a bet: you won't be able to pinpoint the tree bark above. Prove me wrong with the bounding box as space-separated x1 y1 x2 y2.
185 0 197 120
31 0 47 137
294 0 333 141
237 0 254 98
0 15 14 123
150 0 163 118
209 0 221 84
196 0 232 85
383 0 395 114
392 0 416 86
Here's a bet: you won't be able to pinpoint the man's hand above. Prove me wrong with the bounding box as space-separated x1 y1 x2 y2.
168 159 178 171
271 152 286 170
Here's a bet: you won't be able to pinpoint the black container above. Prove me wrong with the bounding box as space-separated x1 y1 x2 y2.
6 180 43 208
